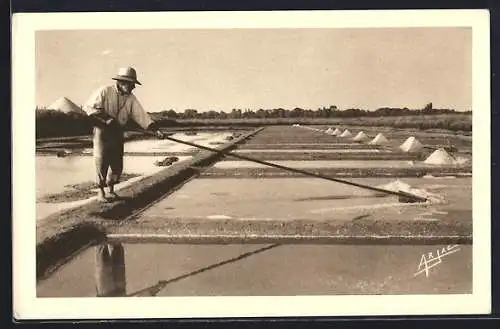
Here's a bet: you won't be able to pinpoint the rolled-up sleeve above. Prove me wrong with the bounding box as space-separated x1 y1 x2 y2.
130 96 154 130
84 86 106 116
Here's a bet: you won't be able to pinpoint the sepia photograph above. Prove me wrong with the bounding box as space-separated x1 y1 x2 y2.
12 10 490 319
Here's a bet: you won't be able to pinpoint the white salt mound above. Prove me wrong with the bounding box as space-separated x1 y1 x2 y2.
353 131 369 142
332 128 342 136
378 179 413 193
376 179 446 204
325 127 334 134
399 136 424 152
46 96 86 115
368 133 390 145
340 129 352 137
424 148 457 165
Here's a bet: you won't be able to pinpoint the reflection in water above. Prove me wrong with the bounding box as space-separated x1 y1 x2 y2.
36 242 472 297
93 242 280 297
128 244 281 297
95 243 126 297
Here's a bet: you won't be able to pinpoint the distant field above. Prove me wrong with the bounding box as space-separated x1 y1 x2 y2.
175 114 472 133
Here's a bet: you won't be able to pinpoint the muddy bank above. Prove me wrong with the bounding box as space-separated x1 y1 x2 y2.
36 127 263 281
219 152 424 161
36 223 106 281
107 216 472 245
198 166 472 178
36 150 199 157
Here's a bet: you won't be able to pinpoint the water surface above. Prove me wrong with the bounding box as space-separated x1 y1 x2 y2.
37 243 472 297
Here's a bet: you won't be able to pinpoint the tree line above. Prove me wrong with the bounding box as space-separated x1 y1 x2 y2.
36 102 471 138
150 103 470 121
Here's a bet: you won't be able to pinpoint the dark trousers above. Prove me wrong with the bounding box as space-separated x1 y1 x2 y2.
93 126 124 188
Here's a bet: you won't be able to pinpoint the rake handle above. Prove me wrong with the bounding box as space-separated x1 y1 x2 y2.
155 133 426 202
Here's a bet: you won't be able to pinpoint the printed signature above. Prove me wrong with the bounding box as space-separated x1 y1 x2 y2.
413 244 461 277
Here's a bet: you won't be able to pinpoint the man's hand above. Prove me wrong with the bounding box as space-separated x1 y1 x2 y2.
105 118 122 131
89 113 112 128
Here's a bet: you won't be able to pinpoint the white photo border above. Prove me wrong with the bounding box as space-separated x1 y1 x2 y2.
12 9 491 319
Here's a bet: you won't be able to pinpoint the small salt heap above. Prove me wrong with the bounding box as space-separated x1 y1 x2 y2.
332 128 342 136
399 136 424 153
352 131 369 142
377 179 413 193
368 133 390 145
325 127 334 134
339 129 352 138
376 179 447 204
424 148 458 165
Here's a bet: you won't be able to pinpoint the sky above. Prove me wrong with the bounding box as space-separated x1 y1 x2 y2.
36 28 472 112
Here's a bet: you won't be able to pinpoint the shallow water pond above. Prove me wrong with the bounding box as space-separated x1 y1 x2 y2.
123 132 233 153
35 154 192 221
35 155 181 198
37 243 471 297
134 177 471 223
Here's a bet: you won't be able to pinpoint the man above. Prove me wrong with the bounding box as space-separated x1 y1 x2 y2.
84 66 164 201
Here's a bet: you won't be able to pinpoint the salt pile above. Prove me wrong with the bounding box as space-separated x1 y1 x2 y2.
325 127 334 134
376 179 446 204
46 97 86 115
332 128 342 136
399 136 424 152
339 129 352 138
424 148 457 165
377 179 413 193
368 133 390 145
352 131 369 142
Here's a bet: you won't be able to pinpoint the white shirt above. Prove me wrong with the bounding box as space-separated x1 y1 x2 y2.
84 84 153 130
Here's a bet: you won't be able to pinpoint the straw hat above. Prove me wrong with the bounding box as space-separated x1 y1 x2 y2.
112 66 142 85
